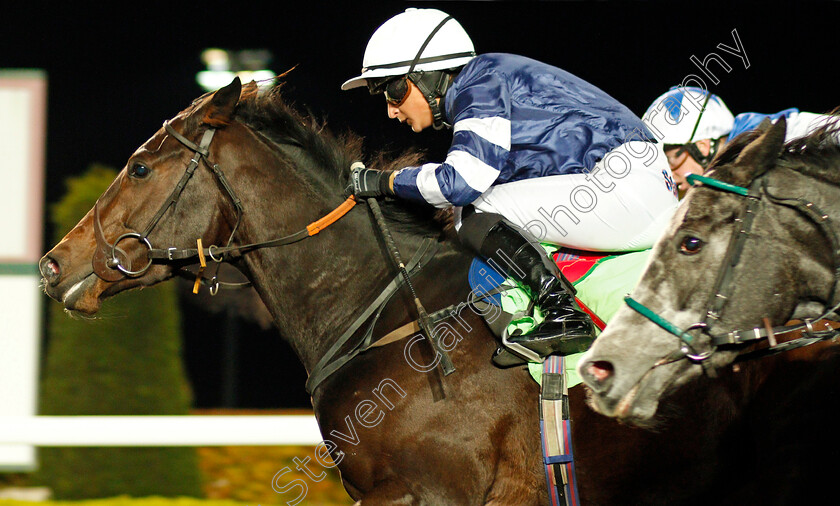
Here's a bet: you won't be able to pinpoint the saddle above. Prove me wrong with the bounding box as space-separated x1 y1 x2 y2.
469 246 652 370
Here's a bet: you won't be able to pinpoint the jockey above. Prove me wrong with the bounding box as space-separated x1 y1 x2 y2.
644 86 835 195
342 8 678 358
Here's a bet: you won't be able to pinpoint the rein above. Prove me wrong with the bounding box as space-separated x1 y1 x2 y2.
153 122 356 266
93 120 357 287
626 172 840 366
93 119 455 391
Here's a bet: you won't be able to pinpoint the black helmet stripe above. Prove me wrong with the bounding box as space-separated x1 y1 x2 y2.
364 51 476 72
365 15 472 74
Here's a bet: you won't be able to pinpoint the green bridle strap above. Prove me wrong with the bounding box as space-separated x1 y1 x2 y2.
624 175 750 359
686 173 749 196
624 296 695 345
626 171 840 365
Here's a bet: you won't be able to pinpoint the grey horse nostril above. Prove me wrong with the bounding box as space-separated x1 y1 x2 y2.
586 360 614 384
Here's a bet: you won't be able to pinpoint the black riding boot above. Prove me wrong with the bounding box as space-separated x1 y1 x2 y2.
459 211 597 358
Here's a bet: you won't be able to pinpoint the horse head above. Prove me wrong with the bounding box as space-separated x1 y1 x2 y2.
40 78 257 314
578 117 840 426
40 75 445 370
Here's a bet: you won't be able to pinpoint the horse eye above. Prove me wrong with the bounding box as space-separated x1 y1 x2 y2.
129 164 151 179
679 236 704 255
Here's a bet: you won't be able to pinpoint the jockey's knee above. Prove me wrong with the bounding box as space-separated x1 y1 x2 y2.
456 207 505 253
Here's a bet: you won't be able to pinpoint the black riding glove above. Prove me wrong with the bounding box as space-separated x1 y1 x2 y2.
349 166 395 199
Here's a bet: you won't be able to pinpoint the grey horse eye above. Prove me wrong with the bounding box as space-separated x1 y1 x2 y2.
679 236 704 255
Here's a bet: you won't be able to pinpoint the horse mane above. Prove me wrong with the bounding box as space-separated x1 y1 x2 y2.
708 109 840 187
229 81 454 239
778 112 840 186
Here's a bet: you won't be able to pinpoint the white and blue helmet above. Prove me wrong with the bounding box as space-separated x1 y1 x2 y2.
643 87 735 145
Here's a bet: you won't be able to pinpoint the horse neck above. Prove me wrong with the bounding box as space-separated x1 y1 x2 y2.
228 156 434 372
767 168 840 305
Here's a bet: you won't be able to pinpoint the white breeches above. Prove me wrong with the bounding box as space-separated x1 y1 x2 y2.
456 141 680 252
786 112 838 141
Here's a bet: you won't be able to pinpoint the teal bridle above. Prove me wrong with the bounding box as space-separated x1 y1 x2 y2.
625 172 840 364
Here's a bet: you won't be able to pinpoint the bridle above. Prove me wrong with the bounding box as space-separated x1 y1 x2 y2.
626 172 840 366
92 121 240 282
90 118 454 391
92 120 354 289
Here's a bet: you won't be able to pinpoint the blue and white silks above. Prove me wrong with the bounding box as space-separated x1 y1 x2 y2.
393 53 679 252
393 53 654 207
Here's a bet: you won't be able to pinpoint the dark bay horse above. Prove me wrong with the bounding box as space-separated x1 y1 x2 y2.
579 118 840 502
39 78 820 504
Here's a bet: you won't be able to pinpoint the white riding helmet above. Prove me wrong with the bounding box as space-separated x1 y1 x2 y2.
643 87 735 145
341 8 476 91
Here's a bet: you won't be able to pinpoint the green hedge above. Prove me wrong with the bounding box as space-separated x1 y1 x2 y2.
0 499 247 506
197 446 351 504
36 165 203 499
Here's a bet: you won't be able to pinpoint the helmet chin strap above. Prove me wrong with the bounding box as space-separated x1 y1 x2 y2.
678 137 721 169
676 91 718 168
409 71 456 130
404 15 459 130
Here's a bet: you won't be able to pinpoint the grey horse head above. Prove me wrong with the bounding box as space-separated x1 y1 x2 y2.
577 116 840 426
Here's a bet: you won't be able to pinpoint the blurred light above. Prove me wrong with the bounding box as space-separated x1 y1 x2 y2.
196 70 237 92
202 48 230 71
197 48 275 92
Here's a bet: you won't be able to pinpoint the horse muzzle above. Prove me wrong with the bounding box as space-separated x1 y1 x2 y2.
38 250 103 313
579 345 701 426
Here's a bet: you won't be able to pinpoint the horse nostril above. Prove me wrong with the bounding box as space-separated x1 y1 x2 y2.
584 360 615 391
39 256 61 285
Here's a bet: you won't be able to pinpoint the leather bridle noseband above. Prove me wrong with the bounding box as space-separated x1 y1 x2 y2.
626 172 840 366
92 120 356 288
92 121 245 282
90 119 454 391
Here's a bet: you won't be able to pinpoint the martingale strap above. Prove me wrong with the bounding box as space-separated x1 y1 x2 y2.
305 237 440 395
540 355 580 506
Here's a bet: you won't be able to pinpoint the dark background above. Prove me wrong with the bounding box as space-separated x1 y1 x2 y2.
4 1 838 408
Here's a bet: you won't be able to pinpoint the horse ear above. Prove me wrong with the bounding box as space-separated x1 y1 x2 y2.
754 117 774 133
729 116 787 184
203 77 242 127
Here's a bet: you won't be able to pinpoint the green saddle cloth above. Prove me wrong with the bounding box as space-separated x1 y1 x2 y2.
492 249 652 387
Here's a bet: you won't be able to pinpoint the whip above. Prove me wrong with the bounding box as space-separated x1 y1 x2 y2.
352 161 456 376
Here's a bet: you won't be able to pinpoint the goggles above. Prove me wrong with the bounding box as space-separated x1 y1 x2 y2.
368 76 412 107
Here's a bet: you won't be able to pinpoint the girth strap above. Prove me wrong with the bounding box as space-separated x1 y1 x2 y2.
540 355 580 506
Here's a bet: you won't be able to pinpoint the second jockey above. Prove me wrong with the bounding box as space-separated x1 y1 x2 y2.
342 8 678 358
644 86 837 196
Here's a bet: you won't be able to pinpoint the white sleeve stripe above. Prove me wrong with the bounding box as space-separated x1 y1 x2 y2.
415 163 451 208
445 150 501 194
453 117 511 150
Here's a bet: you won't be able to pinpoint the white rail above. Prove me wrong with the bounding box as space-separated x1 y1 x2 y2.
0 415 322 446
